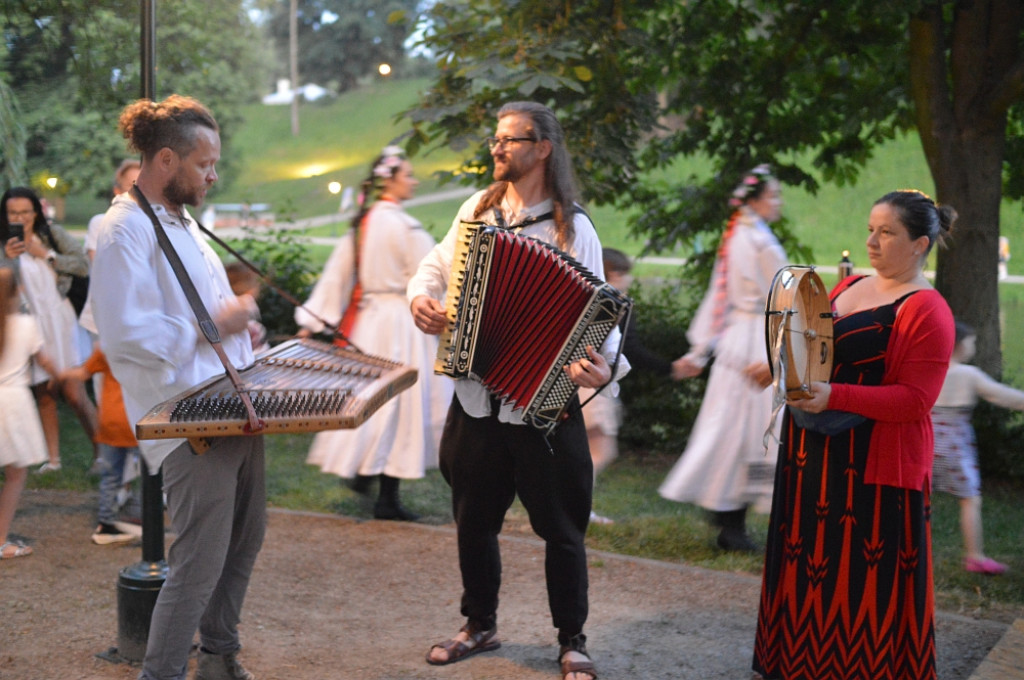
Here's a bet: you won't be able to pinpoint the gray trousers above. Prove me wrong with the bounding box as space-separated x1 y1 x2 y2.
138 436 267 680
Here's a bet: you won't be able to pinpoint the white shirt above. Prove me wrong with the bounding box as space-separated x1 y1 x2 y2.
91 192 254 471
407 189 628 424
85 212 104 254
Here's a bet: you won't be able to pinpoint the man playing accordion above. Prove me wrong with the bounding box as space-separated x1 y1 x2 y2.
409 101 627 680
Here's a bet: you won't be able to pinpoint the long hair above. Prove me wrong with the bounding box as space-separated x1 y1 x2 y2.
0 268 16 356
1 186 51 245
474 101 581 251
118 94 218 161
349 145 407 232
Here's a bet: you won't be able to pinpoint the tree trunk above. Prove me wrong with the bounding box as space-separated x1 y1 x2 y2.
910 1 1023 378
933 136 1005 377
289 0 300 137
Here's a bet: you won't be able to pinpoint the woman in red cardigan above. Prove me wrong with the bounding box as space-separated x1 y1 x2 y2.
753 190 956 680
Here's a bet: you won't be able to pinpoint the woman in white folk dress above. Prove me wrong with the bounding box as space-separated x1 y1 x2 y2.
0 269 59 559
660 164 788 551
297 146 452 520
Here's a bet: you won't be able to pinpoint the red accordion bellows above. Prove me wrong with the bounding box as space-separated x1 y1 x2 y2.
435 222 631 433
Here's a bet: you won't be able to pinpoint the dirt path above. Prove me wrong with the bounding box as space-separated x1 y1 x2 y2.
0 490 1008 680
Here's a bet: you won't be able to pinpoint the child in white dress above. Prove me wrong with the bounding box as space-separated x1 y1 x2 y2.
932 321 1022 575
0 269 58 559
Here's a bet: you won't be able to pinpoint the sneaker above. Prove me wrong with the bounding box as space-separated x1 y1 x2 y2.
91 523 136 545
111 521 143 537
195 648 255 680
964 556 1009 575
589 511 615 525
36 461 61 473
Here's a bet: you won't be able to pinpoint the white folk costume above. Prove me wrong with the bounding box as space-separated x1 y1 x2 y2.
17 253 81 383
296 200 452 480
0 313 48 468
659 205 786 513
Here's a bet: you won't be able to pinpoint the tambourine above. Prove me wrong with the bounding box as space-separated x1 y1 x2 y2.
765 266 834 399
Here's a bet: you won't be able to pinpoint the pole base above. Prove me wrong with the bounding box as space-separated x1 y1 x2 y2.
115 560 167 664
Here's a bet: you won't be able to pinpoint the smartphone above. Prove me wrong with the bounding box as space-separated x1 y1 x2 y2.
8 222 23 241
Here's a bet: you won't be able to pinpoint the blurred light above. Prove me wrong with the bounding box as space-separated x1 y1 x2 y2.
46 177 58 189
298 163 330 178
328 181 342 195
378 63 392 76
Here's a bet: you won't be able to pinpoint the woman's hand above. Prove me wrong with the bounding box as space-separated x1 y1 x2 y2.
743 361 773 390
565 345 611 388
671 356 702 380
786 381 832 413
4 236 26 259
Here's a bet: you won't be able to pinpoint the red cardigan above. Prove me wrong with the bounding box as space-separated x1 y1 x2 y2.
826 277 954 490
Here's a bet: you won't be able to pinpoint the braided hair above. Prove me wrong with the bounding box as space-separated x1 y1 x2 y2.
350 145 406 231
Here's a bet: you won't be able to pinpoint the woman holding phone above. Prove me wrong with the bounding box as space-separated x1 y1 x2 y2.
1 186 96 472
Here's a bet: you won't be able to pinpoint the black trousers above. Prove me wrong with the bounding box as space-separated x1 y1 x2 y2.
439 394 593 639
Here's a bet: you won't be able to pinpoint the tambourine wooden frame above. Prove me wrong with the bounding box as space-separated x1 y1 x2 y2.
765 266 834 399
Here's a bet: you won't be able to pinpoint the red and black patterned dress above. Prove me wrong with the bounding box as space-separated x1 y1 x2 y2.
753 293 935 680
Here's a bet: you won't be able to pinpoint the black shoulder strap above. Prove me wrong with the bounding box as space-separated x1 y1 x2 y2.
131 185 264 435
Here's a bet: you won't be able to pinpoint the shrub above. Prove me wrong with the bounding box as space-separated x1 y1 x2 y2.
618 280 709 457
230 226 319 343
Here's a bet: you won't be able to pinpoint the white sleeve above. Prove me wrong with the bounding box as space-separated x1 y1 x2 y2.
295 232 355 333
92 218 199 389
407 216 458 303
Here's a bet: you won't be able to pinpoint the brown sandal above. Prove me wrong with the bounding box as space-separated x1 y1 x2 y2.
559 642 598 680
426 624 501 666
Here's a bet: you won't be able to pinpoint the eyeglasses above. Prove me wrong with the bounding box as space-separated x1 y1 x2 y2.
6 209 35 219
485 136 536 150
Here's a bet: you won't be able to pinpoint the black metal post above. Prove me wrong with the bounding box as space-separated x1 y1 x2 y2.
99 0 168 665
838 250 854 280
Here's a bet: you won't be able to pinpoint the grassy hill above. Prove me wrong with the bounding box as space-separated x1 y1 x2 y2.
66 75 1024 269
62 76 1024 374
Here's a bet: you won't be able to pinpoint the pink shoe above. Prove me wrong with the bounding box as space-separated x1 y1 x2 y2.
964 557 1009 575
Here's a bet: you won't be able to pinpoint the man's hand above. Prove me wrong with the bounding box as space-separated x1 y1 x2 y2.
564 345 611 388
214 294 258 337
410 295 447 335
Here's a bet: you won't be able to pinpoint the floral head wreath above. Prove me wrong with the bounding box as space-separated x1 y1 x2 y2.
358 145 406 208
372 145 406 179
729 163 775 207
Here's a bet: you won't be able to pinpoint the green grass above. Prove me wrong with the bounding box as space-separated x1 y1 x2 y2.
14 401 1023 620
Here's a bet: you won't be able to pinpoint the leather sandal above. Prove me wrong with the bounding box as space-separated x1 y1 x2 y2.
426 624 500 666
0 541 33 560
559 635 598 680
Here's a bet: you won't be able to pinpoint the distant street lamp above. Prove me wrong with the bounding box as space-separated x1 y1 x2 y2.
328 181 342 195
378 63 392 76
46 176 58 189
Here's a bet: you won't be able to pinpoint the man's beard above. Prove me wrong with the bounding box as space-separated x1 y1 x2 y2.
493 158 524 183
164 171 203 208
